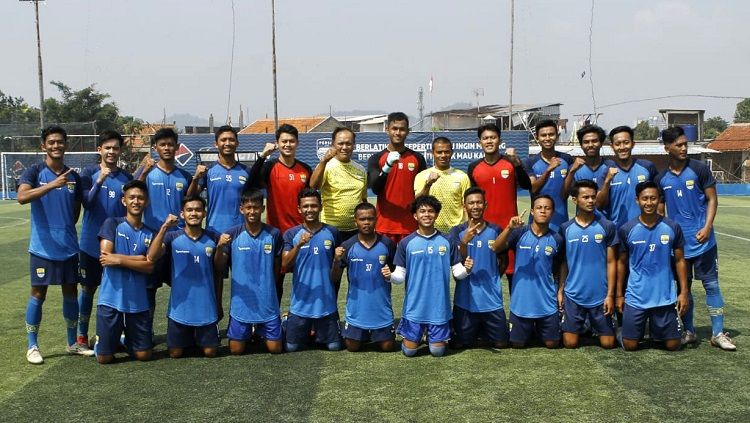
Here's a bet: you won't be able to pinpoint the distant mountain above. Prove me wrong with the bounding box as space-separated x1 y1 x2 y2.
150 113 208 131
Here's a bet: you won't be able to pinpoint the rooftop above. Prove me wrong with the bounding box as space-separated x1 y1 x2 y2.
707 123 750 152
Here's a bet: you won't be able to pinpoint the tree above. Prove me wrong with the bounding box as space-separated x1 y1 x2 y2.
44 81 120 131
703 116 729 139
633 120 659 140
734 98 750 123
0 91 40 124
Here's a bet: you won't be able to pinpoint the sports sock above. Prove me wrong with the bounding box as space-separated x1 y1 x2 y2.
401 343 418 357
62 296 78 346
147 288 157 341
78 289 95 339
25 296 44 349
703 279 725 336
326 341 342 351
285 342 300 352
429 344 447 357
682 293 695 333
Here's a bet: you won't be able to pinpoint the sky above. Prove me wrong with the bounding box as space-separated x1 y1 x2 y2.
2 0 749 130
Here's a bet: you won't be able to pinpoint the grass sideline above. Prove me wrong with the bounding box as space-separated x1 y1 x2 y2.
0 197 749 422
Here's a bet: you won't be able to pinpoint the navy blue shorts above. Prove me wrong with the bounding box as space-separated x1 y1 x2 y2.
686 245 718 283
397 318 451 344
509 312 560 345
167 318 220 348
30 253 78 286
285 312 341 345
621 303 680 341
79 252 103 287
561 295 615 336
452 305 509 345
227 316 282 341
95 305 152 355
342 322 395 343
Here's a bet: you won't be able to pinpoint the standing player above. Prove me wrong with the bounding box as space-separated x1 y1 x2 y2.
310 127 368 241
18 126 92 363
413 136 471 233
389 195 472 357
656 127 735 350
448 187 509 349
187 125 249 234
282 188 342 352
77 130 132 348
523 120 574 231
331 202 397 352
95 180 155 364
558 180 618 349
495 195 564 349
598 126 658 228
467 123 531 293
617 181 689 351
249 124 311 303
147 197 222 359
562 125 609 201
216 189 284 355
367 112 427 244
137 127 193 334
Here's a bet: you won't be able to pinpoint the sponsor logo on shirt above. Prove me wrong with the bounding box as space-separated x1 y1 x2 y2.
637 174 646 183
594 233 604 243
175 182 184 191
660 234 670 245
411 250 424 255
264 244 272 254
631 240 646 245
205 246 214 257
519 245 531 250
544 245 554 256
323 239 332 250
378 255 386 265
438 245 447 256
686 180 695 190
210 177 222 182
36 267 45 278
500 169 510 179
175 250 190 254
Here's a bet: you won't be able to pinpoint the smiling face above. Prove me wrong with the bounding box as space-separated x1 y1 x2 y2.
479 129 500 155
215 130 239 157
298 196 321 224
413 204 438 230
611 131 634 162
580 132 602 158
98 139 122 167
637 187 660 216
332 130 355 162
432 141 452 170
536 126 558 151
181 200 206 228
463 192 486 221
42 132 66 160
121 187 148 217
276 132 298 159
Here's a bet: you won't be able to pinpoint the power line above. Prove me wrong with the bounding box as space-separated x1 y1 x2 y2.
598 94 748 109
225 0 236 124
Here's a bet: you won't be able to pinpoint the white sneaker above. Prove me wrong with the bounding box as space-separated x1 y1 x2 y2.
681 330 697 345
710 332 737 351
26 346 44 364
66 342 96 357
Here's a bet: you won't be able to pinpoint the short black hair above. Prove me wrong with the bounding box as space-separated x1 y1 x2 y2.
531 194 555 210
411 194 442 214
240 188 264 205
151 127 178 146
635 181 659 198
432 136 452 150
276 124 299 141
181 194 206 210
477 123 501 139
660 126 685 145
576 125 606 145
122 179 148 197
608 125 634 143
98 129 124 147
387 112 409 127
215 125 238 142
354 201 376 215
535 119 558 135
332 126 355 143
570 179 598 197
463 186 486 201
41 125 67 143
297 187 321 205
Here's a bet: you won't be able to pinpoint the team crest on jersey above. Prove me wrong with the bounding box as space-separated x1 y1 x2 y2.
144 238 151 247
686 180 695 190
239 175 247 184
66 182 76 193
263 244 273 254
205 246 214 257
80 268 86 279
175 182 184 191
488 240 495 248
299 174 307 183
438 245 447 256
378 255 386 265
544 245 554 256
407 163 416 171
594 233 604 243
500 169 510 179
637 174 646 183
660 234 670 245
323 239 332 250
36 267 45 278
560 169 568 176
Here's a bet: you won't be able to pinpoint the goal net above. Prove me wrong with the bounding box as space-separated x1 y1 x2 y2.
1 152 101 200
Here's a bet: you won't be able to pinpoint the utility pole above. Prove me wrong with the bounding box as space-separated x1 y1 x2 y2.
271 0 279 131
417 87 424 131
508 0 515 131
473 88 484 127
21 0 46 129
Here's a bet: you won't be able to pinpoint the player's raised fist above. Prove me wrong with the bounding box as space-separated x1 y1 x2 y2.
386 150 401 166
546 157 562 171
163 214 179 228
334 246 345 262
571 157 585 172
464 256 474 273
194 163 207 179
381 264 392 281
97 166 112 184
298 231 312 246
217 233 232 248
606 167 618 180
261 142 277 158
323 146 337 162
427 171 440 184
141 156 155 170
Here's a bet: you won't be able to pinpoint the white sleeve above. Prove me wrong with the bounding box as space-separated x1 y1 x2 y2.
452 263 469 280
389 266 406 284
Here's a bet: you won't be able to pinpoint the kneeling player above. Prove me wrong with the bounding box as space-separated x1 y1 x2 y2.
282 188 343 352
390 195 472 357
617 181 689 351
216 189 284 354
95 180 155 364
558 180 618 349
332 202 397 352
448 187 509 349
495 195 563 349
148 197 223 358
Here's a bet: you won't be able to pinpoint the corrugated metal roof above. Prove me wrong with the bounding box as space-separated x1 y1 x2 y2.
707 124 750 151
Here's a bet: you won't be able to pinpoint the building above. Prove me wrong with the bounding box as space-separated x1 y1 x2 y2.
239 116 342 134
707 123 750 182
659 109 705 141
429 103 562 132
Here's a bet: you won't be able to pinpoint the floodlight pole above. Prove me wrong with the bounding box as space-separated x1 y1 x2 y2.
21 0 46 129
508 0 514 131
271 0 279 131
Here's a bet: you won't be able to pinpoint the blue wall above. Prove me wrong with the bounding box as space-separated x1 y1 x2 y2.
716 184 750 196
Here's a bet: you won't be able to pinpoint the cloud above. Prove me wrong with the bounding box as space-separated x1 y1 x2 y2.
633 0 699 27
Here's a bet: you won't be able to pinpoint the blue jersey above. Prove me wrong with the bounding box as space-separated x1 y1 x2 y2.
224 224 282 324
506 226 564 318
283 224 341 318
339 235 396 330
164 230 220 326
655 159 716 259
394 231 462 325
603 159 657 227
618 217 684 309
79 166 132 257
448 222 504 313
523 152 574 230
97 217 154 313
559 216 618 307
199 162 250 233
573 161 608 218
143 165 192 231
20 162 82 260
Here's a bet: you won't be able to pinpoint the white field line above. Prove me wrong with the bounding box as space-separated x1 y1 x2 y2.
0 216 30 229
716 231 750 242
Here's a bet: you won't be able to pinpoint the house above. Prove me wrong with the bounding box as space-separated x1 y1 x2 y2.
239 116 342 134
429 103 562 132
707 123 750 182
